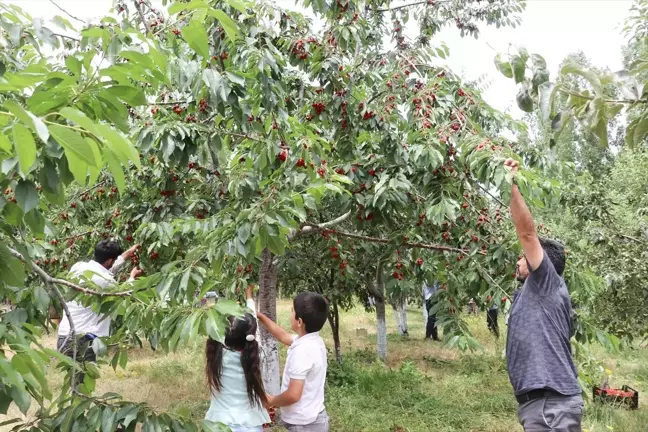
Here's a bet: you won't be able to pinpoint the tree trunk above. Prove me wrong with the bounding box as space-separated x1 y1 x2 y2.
328 299 342 364
399 298 408 335
392 297 408 336
375 264 387 362
259 248 281 395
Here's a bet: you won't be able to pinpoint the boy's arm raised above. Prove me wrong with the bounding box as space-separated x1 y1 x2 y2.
257 312 294 347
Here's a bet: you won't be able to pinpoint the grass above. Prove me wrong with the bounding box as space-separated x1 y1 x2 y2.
3 300 648 431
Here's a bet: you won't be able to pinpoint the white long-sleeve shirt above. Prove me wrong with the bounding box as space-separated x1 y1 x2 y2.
58 256 126 337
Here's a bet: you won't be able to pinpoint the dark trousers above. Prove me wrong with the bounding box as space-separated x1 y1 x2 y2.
487 308 499 338
57 335 96 388
425 298 439 340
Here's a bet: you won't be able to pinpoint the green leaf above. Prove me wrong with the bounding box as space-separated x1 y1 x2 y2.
59 107 100 135
64 148 88 185
530 54 547 70
494 54 513 79
531 68 550 92
227 0 248 14
105 149 125 194
95 124 141 168
3 101 49 143
10 386 30 414
14 180 39 213
214 300 243 317
39 158 60 193
48 124 99 167
207 10 240 41
0 133 11 154
510 55 526 84
538 82 558 122
168 0 209 14
561 63 603 95
101 407 116 432
12 123 37 175
104 85 147 106
516 82 533 113
631 116 648 148
24 210 45 235
593 118 608 147
182 20 210 58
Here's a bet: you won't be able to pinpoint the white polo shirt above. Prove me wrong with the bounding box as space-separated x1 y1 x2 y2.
280 332 327 425
58 257 126 337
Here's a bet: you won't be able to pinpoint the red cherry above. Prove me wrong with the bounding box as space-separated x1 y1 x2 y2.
296 158 305 168
278 150 288 162
416 258 423 266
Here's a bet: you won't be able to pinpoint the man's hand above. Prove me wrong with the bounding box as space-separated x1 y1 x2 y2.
122 244 140 260
130 267 143 279
504 158 519 180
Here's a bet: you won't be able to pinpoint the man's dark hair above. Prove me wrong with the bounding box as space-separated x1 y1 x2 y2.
94 240 123 264
540 238 566 276
293 292 329 333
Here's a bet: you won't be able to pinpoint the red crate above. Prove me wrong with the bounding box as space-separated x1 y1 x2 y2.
593 385 639 409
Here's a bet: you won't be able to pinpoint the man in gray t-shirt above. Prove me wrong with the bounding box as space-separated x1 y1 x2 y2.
504 159 584 432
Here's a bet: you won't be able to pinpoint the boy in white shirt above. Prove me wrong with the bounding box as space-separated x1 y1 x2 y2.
257 292 329 431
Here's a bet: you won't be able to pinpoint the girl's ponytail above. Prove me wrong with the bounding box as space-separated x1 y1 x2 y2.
205 337 224 394
240 330 268 408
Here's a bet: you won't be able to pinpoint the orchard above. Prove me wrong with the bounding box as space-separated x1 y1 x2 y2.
1 0 647 431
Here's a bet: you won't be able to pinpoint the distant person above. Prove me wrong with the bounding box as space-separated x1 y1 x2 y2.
423 282 440 341
504 159 582 432
57 240 141 388
257 292 329 431
486 304 499 338
204 286 270 431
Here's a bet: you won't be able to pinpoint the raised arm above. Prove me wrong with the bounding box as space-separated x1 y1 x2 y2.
257 312 294 347
111 244 140 274
504 159 543 271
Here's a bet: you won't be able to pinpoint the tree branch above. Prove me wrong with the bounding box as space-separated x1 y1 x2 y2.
64 230 97 242
288 211 352 242
133 0 151 34
304 225 468 254
49 0 85 24
376 0 448 13
52 33 81 42
48 281 78 390
8 248 133 297
560 88 648 104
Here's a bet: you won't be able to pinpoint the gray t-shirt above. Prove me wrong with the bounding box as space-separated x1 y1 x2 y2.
506 253 580 396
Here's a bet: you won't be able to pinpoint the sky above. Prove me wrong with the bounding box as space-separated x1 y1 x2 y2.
7 0 634 117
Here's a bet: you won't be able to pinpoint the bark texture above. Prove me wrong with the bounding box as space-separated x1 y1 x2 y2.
259 248 280 394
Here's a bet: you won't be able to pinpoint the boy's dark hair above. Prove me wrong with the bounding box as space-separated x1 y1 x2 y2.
205 313 267 408
540 238 566 276
294 292 329 333
94 240 123 264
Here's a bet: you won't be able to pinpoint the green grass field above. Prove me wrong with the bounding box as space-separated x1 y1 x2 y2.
3 299 648 431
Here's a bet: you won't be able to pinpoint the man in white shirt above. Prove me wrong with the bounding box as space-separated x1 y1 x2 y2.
56 240 141 388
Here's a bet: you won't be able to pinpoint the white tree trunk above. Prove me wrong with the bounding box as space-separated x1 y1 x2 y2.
399 298 408 335
392 303 400 331
259 248 281 395
375 264 387 361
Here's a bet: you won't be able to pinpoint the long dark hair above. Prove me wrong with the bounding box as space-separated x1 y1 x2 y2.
205 313 268 408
